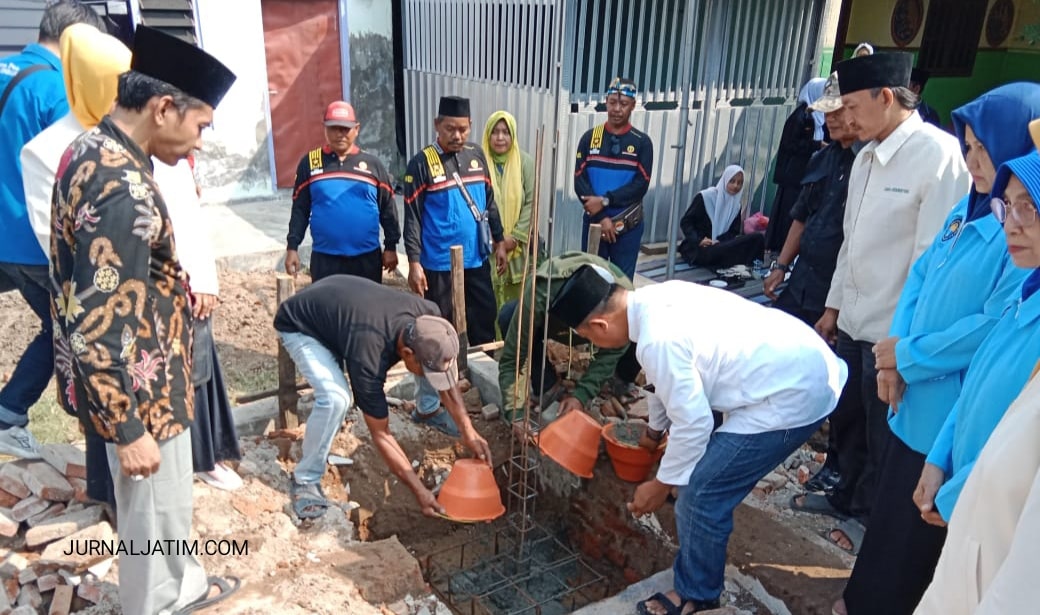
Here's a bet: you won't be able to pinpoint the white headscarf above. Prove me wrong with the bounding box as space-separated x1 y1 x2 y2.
798 78 827 141
700 165 745 240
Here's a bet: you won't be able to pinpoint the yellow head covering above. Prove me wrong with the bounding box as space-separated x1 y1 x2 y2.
60 24 131 129
1031 118 1040 153
482 111 523 238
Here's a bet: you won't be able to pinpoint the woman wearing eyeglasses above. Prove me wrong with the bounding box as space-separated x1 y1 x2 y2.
909 151 1040 613
677 164 765 270
831 83 1040 615
482 111 536 314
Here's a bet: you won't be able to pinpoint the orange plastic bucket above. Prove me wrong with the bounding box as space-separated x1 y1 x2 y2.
602 421 665 482
538 410 602 478
436 459 505 522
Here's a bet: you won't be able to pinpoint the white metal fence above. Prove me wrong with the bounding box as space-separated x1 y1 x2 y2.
402 0 825 253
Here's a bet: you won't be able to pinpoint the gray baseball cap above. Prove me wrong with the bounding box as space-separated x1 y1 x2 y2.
810 72 843 113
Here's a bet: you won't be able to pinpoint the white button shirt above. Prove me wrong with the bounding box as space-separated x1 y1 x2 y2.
826 112 969 342
630 281 848 486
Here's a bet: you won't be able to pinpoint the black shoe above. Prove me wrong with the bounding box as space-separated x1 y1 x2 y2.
804 466 841 493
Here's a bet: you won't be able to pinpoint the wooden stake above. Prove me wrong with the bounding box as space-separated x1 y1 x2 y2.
275 273 299 430
586 225 601 256
450 245 468 376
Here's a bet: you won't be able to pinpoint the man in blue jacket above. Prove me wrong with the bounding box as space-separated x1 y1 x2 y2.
574 77 654 279
0 1 105 459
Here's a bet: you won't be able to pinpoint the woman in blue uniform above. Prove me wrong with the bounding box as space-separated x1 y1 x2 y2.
834 83 1040 615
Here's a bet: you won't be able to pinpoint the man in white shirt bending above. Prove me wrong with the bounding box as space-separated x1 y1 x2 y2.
549 265 847 615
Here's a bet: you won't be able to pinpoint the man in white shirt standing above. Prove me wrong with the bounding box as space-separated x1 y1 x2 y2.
550 265 847 615
809 53 968 536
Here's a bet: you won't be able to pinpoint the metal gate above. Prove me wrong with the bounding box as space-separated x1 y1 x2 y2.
402 0 826 255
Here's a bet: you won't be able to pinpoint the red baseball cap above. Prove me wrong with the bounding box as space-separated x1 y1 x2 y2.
324 101 358 128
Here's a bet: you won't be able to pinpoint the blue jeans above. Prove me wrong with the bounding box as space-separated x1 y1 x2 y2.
673 418 825 602
416 373 442 415
581 218 642 280
278 331 353 485
0 263 54 427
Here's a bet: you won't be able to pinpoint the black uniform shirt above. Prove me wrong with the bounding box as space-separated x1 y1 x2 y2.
273 275 439 418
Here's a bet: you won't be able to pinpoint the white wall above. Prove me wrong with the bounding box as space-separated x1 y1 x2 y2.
194 0 276 203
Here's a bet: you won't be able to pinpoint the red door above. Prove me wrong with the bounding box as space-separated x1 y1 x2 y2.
261 0 344 188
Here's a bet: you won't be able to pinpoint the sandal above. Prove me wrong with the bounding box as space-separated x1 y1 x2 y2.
291 479 329 520
175 575 241 613
827 519 866 555
637 592 685 615
411 408 460 437
789 493 849 520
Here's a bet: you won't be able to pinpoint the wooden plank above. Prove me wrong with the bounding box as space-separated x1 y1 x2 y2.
449 246 468 375
639 241 669 255
275 274 299 430
586 225 601 256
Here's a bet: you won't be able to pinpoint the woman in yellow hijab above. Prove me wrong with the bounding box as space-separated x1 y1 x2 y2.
482 111 536 313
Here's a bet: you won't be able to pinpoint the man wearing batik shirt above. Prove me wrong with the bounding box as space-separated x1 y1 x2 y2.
49 26 238 615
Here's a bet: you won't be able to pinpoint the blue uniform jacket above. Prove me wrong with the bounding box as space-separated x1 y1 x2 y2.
286 145 400 258
888 198 1027 453
926 288 1040 520
0 44 66 266
888 82 1040 454
403 143 504 271
573 123 653 226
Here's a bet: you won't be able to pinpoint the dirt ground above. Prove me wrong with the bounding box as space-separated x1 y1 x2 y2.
0 269 855 614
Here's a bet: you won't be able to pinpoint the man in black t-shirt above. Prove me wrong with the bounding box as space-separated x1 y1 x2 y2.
274 275 492 519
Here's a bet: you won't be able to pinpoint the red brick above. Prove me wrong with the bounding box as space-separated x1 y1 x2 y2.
66 478 88 504
605 545 627 568
797 464 810 485
25 506 104 548
16 583 40 610
39 445 86 481
622 567 642 584
76 580 101 604
3 577 18 603
16 568 35 586
21 463 74 502
0 464 30 500
48 584 72 615
11 496 48 522
26 503 64 528
36 573 59 593
0 508 18 537
38 521 114 572
0 489 20 509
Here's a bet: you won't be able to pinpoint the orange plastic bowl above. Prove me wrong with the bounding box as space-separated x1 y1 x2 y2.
538 410 602 478
602 421 665 483
436 459 505 522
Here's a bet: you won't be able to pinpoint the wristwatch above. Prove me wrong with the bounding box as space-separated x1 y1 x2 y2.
769 260 790 273
601 196 611 207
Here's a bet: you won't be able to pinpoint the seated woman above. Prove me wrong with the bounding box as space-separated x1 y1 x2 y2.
678 165 765 269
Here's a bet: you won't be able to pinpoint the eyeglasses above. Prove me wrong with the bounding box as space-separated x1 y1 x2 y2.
991 197 1039 227
609 134 621 156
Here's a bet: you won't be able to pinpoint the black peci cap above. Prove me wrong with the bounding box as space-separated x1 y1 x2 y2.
438 95 470 118
130 25 236 108
548 264 614 329
836 52 913 95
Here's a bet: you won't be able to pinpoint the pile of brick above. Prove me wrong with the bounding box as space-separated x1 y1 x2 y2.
0 444 114 614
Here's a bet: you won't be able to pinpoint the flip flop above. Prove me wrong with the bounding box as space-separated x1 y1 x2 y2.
175 575 241 614
789 493 849 520
291 479 329 520
411 408 461 437
636 592 684 615
827 519 866 556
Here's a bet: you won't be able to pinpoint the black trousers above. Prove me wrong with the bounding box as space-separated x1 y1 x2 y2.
771 289 823 329
310 248 382 283
690 233 765 269
426 260 497 346
843 436 947 615
826 331 891 519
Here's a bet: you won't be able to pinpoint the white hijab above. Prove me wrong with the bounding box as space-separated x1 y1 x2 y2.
700 165 745 240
